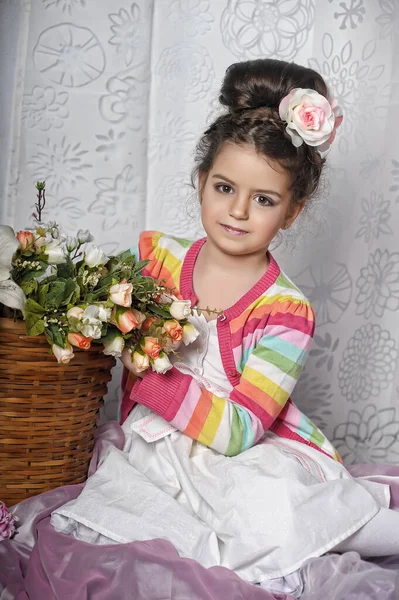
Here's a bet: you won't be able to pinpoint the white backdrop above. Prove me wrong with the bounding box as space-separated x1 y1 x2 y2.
1 0 399 464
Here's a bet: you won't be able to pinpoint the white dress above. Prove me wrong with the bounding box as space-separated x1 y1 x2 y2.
51 311 399 595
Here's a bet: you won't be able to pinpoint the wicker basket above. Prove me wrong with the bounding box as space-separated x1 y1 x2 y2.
0 317 115 506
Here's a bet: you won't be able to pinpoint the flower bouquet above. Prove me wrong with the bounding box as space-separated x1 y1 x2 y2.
0 182 199 374
0 182 200 506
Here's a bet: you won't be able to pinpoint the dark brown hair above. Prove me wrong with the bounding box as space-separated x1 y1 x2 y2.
192 58 329 206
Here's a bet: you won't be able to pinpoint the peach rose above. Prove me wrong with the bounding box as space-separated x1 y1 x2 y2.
114 308 139 333
141 316 158 332
109 282 133 307
141 336 162 360
67 332 92 349
162 320 183 344
132 351 150 373
16 231 34 251
66 306 84 320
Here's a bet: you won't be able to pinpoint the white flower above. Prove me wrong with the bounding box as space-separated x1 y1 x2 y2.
84 245 107 268
77 229 93 244
44 241 67 264
103 335 125 357
152 353 172 374
182 322 200 346
97 305 112 322
0 225 20 280
52 343 74 364
169 299 191 320
65 236 78 251
79 305 103 339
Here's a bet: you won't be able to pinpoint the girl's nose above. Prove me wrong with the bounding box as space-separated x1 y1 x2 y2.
229 193 250 220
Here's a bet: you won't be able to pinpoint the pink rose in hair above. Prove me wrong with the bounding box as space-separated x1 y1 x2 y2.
279 88 341 150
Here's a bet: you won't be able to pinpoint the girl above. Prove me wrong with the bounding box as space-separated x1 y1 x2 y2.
52 59 399 597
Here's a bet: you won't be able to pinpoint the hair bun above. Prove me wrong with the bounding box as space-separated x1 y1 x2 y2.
219 58 328 113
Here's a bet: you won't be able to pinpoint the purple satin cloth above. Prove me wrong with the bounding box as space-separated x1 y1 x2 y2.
1 422 399 600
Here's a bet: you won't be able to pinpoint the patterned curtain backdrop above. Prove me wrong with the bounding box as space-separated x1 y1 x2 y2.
1 0 399 463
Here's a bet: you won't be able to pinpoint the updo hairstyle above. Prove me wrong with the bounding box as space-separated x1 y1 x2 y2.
193 58 329 207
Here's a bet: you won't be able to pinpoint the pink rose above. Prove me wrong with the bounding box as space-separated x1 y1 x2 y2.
114 307 139 333
109 281 133 307
67 332 92 349
16 231 34 251
279 88 338 149
141 336 162 360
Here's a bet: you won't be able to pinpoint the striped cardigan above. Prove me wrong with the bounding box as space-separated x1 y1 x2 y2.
121 231 339 461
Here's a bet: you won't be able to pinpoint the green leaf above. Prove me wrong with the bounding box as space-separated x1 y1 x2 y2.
25 299 45 335
29 319 45 336
38 283 49 307
133 259 149 273
18 259 48 284
21 279 38 297
46 281 66 308
148 305 171 319
25 298 45 315
57 256 75 279
61 279 79 306
47 324 64 347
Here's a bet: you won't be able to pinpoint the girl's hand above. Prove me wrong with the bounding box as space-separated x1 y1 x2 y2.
120 348 146 378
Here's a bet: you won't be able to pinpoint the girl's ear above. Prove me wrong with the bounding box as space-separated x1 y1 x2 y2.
282 199 307 230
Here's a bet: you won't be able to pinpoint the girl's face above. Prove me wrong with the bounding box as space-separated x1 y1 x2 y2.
199 142 303 259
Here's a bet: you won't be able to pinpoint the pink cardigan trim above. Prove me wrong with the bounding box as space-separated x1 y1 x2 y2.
179 237 281 386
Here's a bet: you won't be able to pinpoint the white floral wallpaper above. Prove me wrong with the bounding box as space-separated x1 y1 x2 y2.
1 0 399 463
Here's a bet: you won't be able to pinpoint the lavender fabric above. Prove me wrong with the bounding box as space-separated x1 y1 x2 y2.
1 422 398 600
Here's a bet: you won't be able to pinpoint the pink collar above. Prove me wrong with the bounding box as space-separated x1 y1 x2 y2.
179 237 281 321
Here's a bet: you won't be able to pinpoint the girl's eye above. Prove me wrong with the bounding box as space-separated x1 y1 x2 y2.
255 195 273 207
216 184 233 194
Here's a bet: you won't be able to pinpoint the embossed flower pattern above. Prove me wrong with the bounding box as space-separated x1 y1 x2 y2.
156 45 214 102
338 324 397 403
153 173 204 238
308 34 385 139
221 0 314 60
376 0 397 38
109 3 146 67
148 112 196 162
27 137 92 194
309 332 339 372
169 0 213 36
292 371 333 431
355 191 392 247
42 0 86 15
23 87 69 131
33 24 105 87
99 73 148 129
89 165 144 231
355 249 399 318
296 263 352 326
334 405 399 464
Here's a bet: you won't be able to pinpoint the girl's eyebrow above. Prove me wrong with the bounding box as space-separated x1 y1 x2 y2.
211 173 283 199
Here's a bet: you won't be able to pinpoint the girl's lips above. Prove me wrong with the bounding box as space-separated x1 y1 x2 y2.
220 223 248 235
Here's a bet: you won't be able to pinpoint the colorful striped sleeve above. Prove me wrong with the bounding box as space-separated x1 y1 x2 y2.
131 300 315 456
